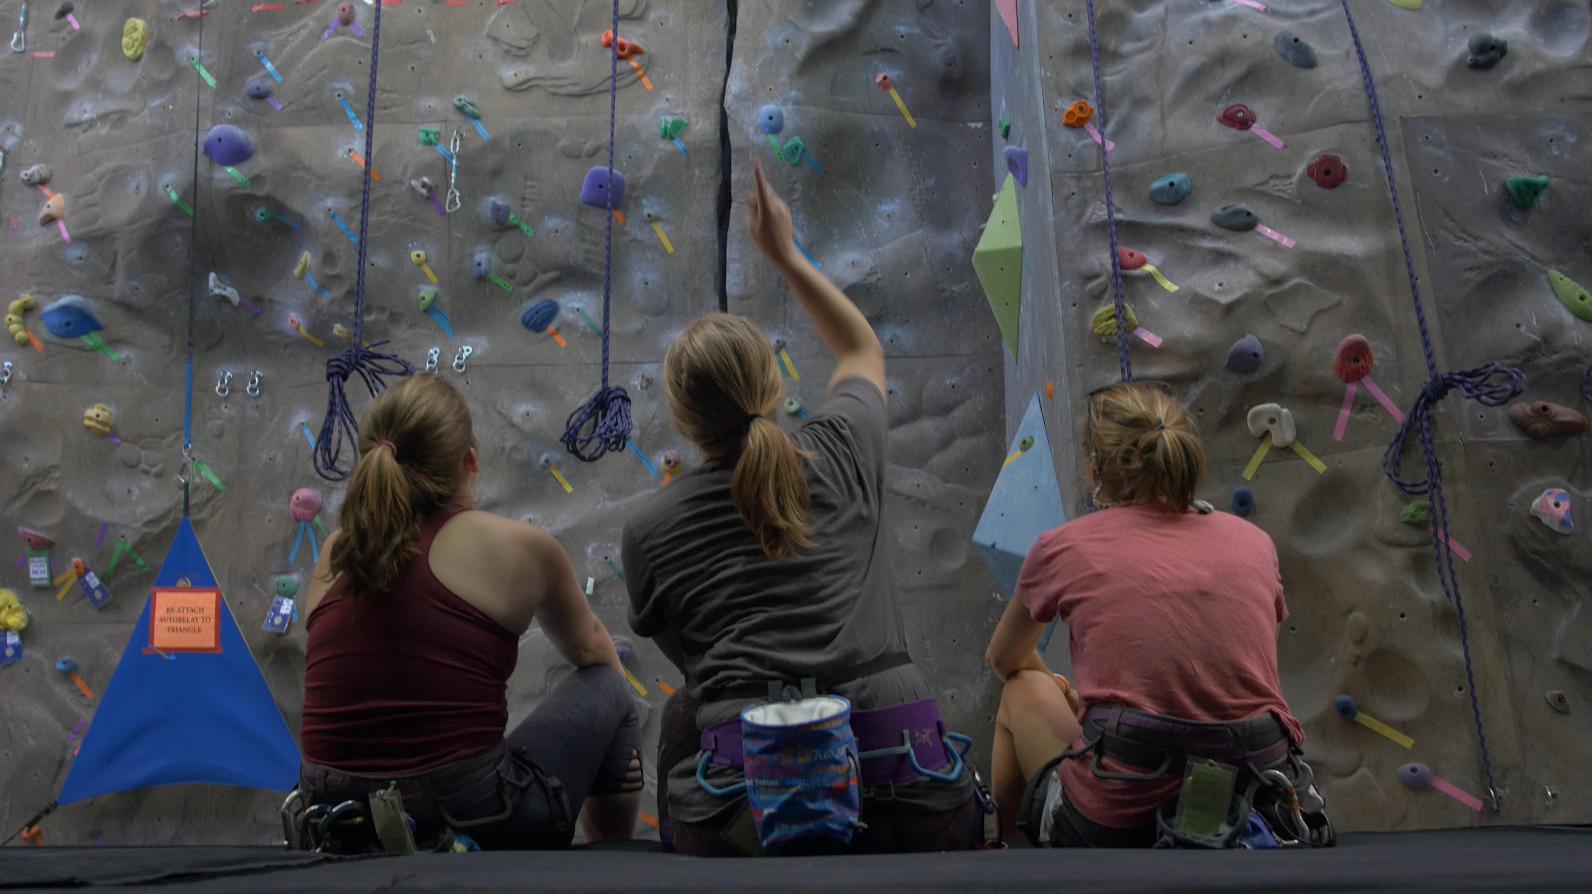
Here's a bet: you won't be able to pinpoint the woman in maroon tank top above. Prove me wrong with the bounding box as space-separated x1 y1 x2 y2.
297 375 642 852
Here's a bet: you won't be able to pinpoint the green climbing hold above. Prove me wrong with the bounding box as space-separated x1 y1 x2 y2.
1399 502 1432 526
1505 175 1549 209
1018 435 1035 452
418 127 441 146
418 288 437 311
1090 303 1138 337
972 174 1023 359
1549 270 1592 323
122 18 148 61
782 137 806 166
997 114 1011 140
452 96 481 120
659 118 687 139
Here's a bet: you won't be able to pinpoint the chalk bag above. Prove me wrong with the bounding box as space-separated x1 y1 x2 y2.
740 696 860 853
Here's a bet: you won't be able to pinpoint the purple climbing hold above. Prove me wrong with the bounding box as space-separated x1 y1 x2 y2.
1397 763 1432 789
487 197 513 227
472 251 491 280
1226 335 1264 372
246 80 272 100
202 124 255 166
1004 146 1029 187
579 166 626 210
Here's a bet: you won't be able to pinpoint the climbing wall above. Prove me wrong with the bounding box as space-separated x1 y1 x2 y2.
989 0 1591 831
1 0 1008 846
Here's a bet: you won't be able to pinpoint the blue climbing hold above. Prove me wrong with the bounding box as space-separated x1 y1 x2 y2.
1149 173 1191 205
1004 146 1029 187
201 124 255 167
55 655 77 673
521 298 560 333
757 105 784 135
1230 486 1254 517
41 295 103 339
245 80 272 100
579 166 626 210
1332 694 1359 721
471 251 491 280
1226 334 1265 372
487 197 513 227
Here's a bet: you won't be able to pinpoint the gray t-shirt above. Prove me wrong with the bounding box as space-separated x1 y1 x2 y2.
623 377 972 822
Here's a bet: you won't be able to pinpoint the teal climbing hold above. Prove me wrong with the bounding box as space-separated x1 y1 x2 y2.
997 114 1011 140
1212 204 1259 231
1505 175 1548 209
1149 173 1191 205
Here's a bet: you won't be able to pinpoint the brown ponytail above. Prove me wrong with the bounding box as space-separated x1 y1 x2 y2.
665 313 815 560
1086 383 1205 513
327 375 475 598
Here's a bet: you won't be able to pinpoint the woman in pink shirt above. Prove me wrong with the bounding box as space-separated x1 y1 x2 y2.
983 382 1329 848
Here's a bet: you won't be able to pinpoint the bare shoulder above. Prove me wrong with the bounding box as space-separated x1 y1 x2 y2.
434 511 554 567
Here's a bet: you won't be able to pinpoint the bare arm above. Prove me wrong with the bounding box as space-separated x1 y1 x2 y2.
527 527 623 675
985 597 1054 682
303 529 341 617
746 159 885 396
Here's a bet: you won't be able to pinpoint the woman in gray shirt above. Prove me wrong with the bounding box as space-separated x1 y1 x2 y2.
622 161 982 856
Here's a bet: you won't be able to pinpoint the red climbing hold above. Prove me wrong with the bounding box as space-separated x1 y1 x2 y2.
1307 154 1347 189
1116 247 1147 270
1333 334 1373 383
1217 103 1255 131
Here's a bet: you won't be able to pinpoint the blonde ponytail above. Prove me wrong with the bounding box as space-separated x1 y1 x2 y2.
666 313 815 560
327 375 475 598
1087 383 1205 513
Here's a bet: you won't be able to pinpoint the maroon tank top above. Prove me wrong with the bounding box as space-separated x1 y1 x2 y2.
301 509 518 774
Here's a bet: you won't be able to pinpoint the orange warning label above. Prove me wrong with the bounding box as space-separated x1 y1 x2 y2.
148 588 222 653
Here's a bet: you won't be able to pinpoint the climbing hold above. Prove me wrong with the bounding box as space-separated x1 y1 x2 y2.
54 2 72 19
122 18 147 61
1508 401 1587 439
973 175 1024 359
18 528 53 551
1061 100 1093 128
1505 175 1549 210
1018 435 1035 452
1530 488 1574 534
1548 270 1592 322
642 209 659 223
1274 30 1318 68
1333 334 1373 383
208 272 240 307
40 295 102 339
782 136 806 167
55 656 77 674
1116 248 1146 270
1546 690 1570 714
410 177 435 199
521 298 559 333
1148 173 1191 205
337 0 354 25
417 127 441 146
997 114 1011 139
290 488 322 522
579 165 626 209
19 164 49 186
1211 204 1259 231
1217 104 1255 131
1247 403 1297 447
1230 486 1254 517
662 450 683 475
659 118 687 139
82 404 113 436
246 80 272 100
757 105 784 135
471 251 491 280
202 124 255 166
1307 154 1347 189
417 288 436 311
293 251 311 279
600 29 643 59
1004 146 1028 187
452 96 481 120
782 398 804 416
1226 335 1265 373
487 197 513 227
1466 32 1507 69
1332 694 1359 721
1090 303 1138 337
274 575 299 597
1399 502 1432 526
1396 763 1432 788
38 193 64 226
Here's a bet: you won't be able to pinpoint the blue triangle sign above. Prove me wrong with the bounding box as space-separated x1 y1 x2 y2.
972 393 1067 596
57 517 299 804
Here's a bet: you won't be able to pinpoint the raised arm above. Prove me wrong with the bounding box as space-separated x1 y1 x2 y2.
745 158 885 396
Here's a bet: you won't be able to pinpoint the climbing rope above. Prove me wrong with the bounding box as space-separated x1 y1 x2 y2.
560 0 632 461
1083 0 1132 384
1340 0 1523 813
312 0 414 481
176 0 209 516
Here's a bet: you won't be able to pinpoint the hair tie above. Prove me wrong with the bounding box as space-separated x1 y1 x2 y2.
1154 418 1167 432
740 412 762 437
376 440 398 457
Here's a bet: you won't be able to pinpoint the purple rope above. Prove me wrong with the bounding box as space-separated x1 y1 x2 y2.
1083 0 1131 383
561 0 632 462
312 0 414 481
1341 0 1522 812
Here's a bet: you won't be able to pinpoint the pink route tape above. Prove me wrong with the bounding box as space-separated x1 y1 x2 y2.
1250 126 1286 149
1231 0 1266 8
1132 327 1162 348
57 221 71 244
1333 381 1357 441
1084 122 1115 152
1255 225 1294 248
1427 776 1484 812
1361 376 1405 421
1429 527 1472 562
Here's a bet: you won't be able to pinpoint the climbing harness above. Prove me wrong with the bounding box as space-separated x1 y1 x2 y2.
1338 0 1521 813
311 0 414 481
1083 0 1130 384
560 0 632 461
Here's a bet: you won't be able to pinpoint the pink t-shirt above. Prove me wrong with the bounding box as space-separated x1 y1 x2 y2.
1014 503 1304 829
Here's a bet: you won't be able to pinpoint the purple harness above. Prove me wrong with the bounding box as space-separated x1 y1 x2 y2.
701 698 953 788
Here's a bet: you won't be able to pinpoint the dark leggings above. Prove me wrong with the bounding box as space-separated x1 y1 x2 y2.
450 665 641 850
657 689 984 857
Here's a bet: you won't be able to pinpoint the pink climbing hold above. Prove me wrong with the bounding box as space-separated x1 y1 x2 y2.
1333 334 1373 383
1307 154 1348 189
289 488 322 522
1116 247 1147 270
1217 103 1255 131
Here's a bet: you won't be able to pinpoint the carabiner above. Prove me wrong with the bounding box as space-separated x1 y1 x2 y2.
444 129 463 213
246 370 262 397
425 347 439 373
216 371 232 397
10 0 25 53
452 345 472 372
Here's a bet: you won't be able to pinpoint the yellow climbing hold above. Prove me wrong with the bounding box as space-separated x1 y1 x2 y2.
293 251 312 279
122 18 148 61
0 588 28 632
1090 303 1138 337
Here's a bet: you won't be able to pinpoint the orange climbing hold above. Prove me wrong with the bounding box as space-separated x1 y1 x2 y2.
1062 101 1093 128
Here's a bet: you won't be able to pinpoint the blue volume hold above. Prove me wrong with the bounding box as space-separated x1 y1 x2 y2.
521 298 560 333
41 295 104 338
